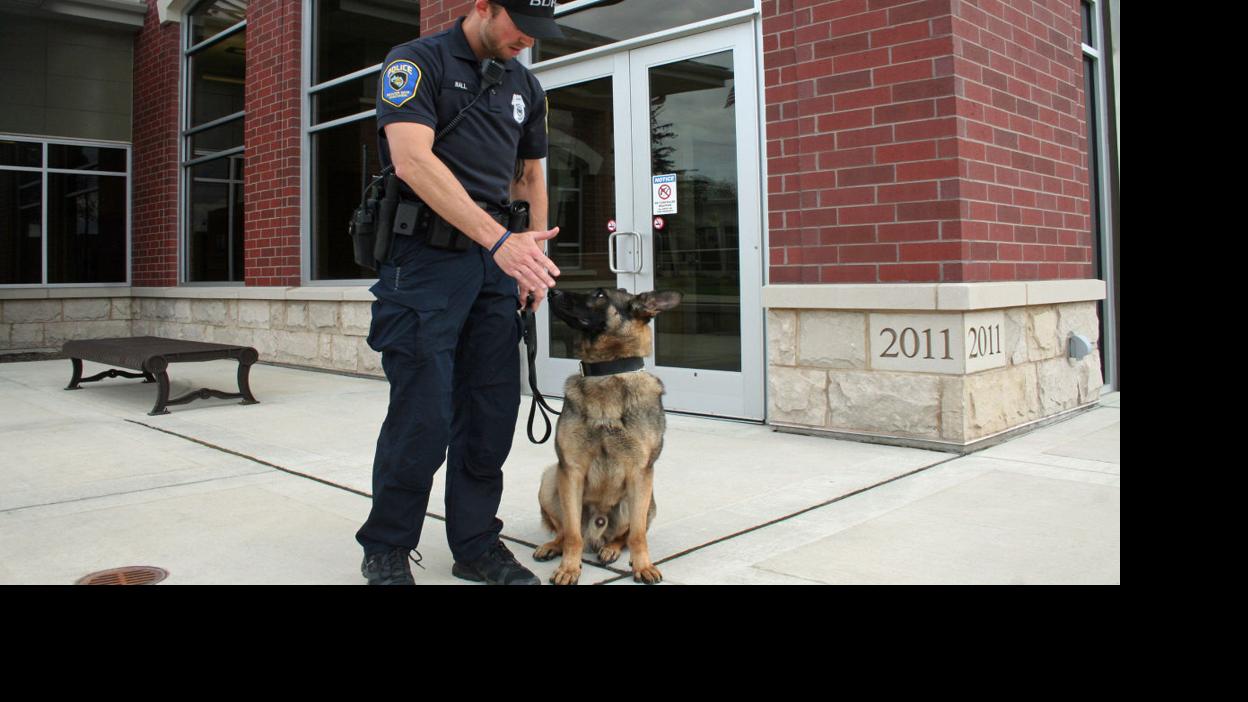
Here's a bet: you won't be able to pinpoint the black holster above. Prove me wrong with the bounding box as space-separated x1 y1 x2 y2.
373 172 401 264
348 170 400 271
507 200 530 234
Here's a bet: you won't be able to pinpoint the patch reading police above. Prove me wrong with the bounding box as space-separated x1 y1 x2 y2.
382 60 421 108
512 94 526 124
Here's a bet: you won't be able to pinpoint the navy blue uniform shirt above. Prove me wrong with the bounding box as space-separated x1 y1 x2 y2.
376 18 548 210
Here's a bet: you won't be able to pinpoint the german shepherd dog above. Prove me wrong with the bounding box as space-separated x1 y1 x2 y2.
534 287 682 585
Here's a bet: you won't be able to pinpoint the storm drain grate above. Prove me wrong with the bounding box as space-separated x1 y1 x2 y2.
76 566 169 586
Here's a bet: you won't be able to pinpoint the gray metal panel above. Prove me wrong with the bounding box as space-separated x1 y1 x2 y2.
45 108 130 142
0 11 133 141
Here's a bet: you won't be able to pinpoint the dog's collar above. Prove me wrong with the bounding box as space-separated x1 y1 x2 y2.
579 357 646 377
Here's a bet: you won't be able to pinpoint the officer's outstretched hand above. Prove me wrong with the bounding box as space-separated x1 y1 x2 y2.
493 226 560 312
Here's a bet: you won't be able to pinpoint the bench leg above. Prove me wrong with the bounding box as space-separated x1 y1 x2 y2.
149 371 172 416
237 357 259 405
66 358 83 390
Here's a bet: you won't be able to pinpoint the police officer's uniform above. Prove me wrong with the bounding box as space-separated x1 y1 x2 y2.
355 16 548 568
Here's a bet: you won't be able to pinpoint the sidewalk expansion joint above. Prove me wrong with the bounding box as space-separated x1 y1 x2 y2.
124 420 634 578
592 454 965 585
126 419 375 499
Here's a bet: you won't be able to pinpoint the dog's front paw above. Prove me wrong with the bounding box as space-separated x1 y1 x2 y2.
632 564 663 585
551 563 581 585
598 545 622 565
533 542 562 562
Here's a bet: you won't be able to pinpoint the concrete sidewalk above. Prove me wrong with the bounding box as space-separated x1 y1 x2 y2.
0 358 1120 585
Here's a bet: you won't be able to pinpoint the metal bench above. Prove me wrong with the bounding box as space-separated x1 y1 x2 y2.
63 336 260 416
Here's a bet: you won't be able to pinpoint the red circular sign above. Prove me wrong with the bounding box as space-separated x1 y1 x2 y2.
653 216 665 230
658 184 672 200
607 219 617 232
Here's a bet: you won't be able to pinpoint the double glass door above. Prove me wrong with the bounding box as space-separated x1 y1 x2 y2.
536 24 762 419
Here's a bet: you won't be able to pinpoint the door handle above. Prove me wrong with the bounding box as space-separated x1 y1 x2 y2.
608 231 642 274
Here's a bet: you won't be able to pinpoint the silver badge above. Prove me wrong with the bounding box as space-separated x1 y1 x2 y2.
512 94 526 124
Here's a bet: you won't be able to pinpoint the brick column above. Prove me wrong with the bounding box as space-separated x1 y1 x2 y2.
131 0 181 287
760 0 1101 449
762 0 1090 284
244 0 302 287
951 0 1091 280
423 0 475 34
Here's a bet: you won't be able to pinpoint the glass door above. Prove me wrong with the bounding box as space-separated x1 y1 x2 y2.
537 52 634 384
535 23 763 420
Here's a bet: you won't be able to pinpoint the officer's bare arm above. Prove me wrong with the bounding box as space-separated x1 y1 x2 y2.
511 158 557 310
511 158 548 234
384 122 558 292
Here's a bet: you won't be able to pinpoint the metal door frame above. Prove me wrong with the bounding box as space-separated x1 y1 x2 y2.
533 22 764 420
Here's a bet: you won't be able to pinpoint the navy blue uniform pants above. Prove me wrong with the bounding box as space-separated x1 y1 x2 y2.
356 232 521 563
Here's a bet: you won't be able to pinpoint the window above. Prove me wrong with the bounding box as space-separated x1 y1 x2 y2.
307 0 421 281
533 0 754 63
0 137 129 285
183 0 247 283
1081 0 1120 390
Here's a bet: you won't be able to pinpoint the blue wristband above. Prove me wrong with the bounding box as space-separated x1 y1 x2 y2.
490 230 512 256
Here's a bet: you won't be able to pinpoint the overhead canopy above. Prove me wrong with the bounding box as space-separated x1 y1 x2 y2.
0 0 148 30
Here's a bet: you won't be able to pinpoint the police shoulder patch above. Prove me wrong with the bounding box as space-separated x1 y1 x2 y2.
382 60 421 108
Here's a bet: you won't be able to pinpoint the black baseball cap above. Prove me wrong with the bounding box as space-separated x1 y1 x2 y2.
493 0 564 39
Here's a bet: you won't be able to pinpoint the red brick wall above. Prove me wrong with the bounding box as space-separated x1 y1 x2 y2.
244 0 302 287
763 0 1090 284
952 0 1090 280
424 0 475 34
131 1 181 287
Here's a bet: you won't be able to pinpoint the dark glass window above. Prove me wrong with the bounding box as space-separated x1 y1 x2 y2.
1085 56 1101 280
48 145 127 172
188 157 245 283
47 173 127 283
1082 1 1095 48
534 0 753 62
312 119 382 280
314 0 420 85
310 0 419 280
0 139 42 168
185 0 247 282
0 170 42 284
191 0 248 46
189 31 247 127
648 51 741 372
1 139 128 286
189 119 246 160
545 76 616 359
313 75 378 126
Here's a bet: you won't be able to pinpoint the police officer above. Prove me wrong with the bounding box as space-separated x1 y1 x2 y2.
357 0 563 585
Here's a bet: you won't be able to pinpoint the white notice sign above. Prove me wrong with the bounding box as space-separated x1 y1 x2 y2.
652 174 677 215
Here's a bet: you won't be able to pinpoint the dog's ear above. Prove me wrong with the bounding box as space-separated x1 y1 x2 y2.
630 291 682 319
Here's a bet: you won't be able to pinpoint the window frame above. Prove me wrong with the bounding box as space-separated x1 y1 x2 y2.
302 0 391 285
180 0 248 286
1081 0 1119 391
0 134 132 289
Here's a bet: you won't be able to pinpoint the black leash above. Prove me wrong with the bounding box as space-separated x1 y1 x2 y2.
521 296 561 444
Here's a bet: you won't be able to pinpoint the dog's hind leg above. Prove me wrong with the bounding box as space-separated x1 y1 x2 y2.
534 466 565 561
534 505 564 561
598 530 627 565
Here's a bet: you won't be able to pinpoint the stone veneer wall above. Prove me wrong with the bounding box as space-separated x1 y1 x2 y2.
1 298 136 350
767 298 1102 448
128 299 381 376
1 293 383 378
